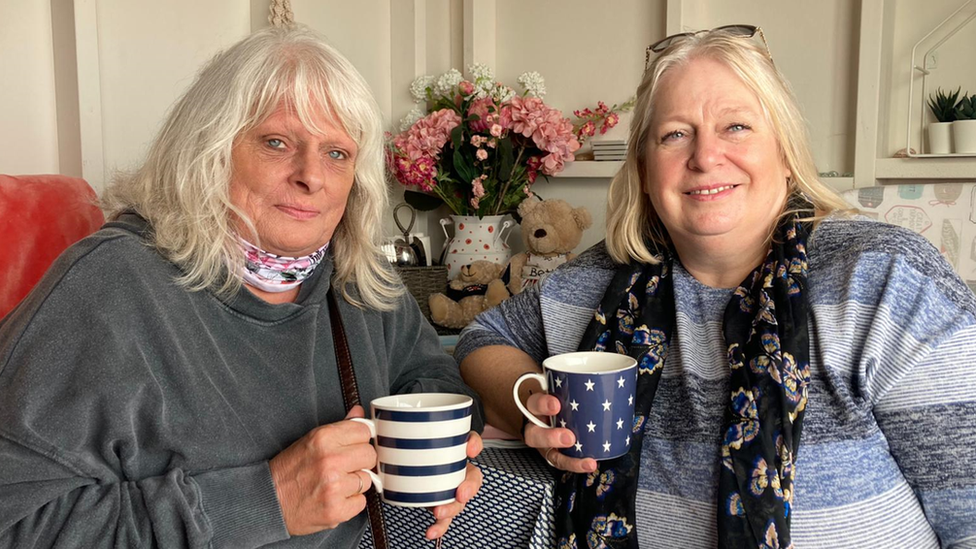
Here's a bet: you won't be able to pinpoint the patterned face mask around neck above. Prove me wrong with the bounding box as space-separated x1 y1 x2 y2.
239 237 329 293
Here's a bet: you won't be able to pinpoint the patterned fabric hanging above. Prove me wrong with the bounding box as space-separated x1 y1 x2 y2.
269 0 295 28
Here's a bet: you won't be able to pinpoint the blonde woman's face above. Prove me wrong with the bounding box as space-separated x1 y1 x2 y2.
230 102 358 256
643 57 789 255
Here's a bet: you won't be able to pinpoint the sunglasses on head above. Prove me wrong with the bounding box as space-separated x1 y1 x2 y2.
645 24 773 70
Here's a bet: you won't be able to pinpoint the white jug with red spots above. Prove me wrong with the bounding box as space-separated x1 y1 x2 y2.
440 215 514 279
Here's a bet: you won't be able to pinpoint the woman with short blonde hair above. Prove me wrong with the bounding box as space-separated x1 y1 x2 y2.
607 30 850 265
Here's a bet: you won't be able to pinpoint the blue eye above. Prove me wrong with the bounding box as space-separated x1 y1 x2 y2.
329 150 346 160
662 130 686 143
728 123 751 133
267 138 285 149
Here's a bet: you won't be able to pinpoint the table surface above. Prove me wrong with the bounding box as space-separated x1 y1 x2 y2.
358 445 555 549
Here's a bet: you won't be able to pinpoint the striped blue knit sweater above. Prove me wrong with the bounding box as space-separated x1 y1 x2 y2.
455 217 976 548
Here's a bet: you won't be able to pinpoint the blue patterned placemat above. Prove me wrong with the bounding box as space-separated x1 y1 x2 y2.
358 447 555 549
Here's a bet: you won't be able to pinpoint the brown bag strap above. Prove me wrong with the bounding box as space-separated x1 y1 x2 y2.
327 288 389 549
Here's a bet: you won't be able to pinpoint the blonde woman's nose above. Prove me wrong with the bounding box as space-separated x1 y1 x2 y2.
687 132 725 172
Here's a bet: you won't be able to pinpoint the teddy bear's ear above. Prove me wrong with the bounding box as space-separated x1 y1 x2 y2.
572 206 593 230
518 197 541 217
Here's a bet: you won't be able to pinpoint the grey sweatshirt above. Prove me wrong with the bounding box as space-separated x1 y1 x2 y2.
0 213 483 548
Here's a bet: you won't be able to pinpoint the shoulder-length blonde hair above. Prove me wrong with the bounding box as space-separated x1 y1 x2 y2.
102 26 401 310
605 29 851 265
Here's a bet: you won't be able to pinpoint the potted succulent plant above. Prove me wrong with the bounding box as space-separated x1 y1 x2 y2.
927 87 959 154
952 92 976 154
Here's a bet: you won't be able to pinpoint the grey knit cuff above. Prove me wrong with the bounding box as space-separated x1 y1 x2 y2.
195 462 289 549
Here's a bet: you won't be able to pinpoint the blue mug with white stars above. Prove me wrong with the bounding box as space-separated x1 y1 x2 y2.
514 352 637 460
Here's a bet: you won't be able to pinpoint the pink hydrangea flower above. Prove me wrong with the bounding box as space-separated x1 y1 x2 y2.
390 152 438 192
467 97 497 133
393 109 461 161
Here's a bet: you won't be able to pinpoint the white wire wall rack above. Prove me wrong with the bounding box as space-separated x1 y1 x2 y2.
906 0 976 157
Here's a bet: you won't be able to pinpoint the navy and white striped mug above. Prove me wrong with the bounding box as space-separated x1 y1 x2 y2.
513 352 637 460
352 393 472 507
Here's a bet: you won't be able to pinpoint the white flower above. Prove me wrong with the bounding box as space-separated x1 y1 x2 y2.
434 69 463 97
398 106 425 131
468 63 494 84
492 83 516 103
409 75 433 103
517 71 546 98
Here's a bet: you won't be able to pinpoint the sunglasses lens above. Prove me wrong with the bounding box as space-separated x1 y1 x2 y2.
650 37 674 53
646 26 769 68
717 25 757 38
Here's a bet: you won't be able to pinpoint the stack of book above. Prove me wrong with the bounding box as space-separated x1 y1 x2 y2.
591 140 627 161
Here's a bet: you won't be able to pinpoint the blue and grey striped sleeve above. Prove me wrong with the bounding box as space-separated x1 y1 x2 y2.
454 284 550 366
867 260 976 547
813 219 976 547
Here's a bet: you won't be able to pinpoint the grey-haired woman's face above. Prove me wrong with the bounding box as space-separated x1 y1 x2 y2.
229 102 358 256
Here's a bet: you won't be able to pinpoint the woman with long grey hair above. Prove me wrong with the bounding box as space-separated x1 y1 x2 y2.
0 26 483 548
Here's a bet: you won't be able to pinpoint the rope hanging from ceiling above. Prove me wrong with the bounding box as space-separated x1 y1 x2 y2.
269 0 295 28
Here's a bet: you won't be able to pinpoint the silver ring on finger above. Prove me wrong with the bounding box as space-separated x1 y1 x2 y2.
544 447 558 468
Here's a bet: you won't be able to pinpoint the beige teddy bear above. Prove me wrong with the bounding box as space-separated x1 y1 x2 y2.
508 198 592 295
428 260 510 329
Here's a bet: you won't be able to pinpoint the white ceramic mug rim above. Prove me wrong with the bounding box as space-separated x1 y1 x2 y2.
370 392 473 412
542 352 636 375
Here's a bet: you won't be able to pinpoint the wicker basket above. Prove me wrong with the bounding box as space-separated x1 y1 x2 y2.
395 266 455 330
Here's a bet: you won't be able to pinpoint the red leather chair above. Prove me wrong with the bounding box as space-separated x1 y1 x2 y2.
0 174 105 318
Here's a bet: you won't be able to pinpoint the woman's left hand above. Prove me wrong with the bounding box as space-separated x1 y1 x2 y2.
426 431 484 541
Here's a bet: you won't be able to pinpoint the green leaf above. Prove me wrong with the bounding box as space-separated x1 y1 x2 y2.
498 137 514 182
453 146 477 184
451 124 464 149
403 190 444 211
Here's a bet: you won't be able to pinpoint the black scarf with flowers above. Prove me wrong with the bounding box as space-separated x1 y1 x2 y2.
554 210 811 549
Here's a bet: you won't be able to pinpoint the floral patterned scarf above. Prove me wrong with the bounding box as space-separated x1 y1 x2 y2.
555 210 811 549
239 237 329 293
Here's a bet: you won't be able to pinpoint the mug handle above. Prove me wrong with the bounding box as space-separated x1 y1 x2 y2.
349 417 384 494
512 372 551 429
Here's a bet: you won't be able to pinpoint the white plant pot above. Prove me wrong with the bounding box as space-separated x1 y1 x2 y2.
928 121 953 154
952 119 976 154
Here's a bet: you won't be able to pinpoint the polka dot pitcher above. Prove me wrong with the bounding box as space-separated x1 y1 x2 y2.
440 215 514 279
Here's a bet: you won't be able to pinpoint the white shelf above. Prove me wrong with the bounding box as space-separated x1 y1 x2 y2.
875 157 976 179
823 177 856 192
553 160 622 179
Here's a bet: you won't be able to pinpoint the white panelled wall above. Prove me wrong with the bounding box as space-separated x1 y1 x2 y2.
1 1 974 255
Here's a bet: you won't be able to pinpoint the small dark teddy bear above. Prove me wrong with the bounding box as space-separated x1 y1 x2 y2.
428 260 510 329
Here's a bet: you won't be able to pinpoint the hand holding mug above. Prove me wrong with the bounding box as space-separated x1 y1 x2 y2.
269 405 377 536
514 352 637 467
520 392 597 473
350 393 481 541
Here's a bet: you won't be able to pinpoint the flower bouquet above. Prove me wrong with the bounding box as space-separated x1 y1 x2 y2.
389 65 581 218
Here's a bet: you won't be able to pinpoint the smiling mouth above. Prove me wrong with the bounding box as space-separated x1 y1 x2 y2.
686 184 739 196
277 205 320 219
